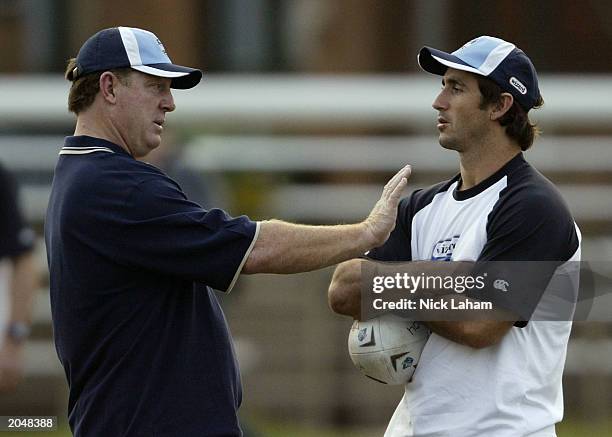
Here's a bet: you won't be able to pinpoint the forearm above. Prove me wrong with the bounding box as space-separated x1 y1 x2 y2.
329 260 473 320
425 319 514 349
243 220 375 274
378 262 515 347
331 259 515 347
8 252 38 326
242 164 410 275
0 252 35 392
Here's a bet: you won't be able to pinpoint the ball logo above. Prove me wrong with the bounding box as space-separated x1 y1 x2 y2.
509 77 527 95
431 235 460 261
357 326 374 346
402 356 414 370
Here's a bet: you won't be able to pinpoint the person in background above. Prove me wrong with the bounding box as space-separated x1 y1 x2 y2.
0 163 38 393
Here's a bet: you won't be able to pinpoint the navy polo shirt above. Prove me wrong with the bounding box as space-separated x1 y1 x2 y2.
45 136 259 437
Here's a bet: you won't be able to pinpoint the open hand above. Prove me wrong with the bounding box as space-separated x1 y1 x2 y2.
363 164 411 247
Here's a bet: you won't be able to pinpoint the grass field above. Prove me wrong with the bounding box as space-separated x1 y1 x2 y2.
4 417 610 437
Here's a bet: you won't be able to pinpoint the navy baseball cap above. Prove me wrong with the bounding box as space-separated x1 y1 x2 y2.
69 27 202 89
418 36 540 111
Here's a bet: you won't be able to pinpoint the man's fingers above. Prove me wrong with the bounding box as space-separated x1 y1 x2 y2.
384 165 412 196
389 177 408 202
387 165 411 189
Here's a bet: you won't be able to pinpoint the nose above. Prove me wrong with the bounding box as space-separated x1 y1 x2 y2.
162 91 176 113
432 90 447 112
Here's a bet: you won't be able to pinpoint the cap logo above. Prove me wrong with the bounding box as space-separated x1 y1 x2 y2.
155 37 167 55
509 77 527 95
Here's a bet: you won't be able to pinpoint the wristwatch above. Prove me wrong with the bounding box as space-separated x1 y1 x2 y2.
6 322 31 345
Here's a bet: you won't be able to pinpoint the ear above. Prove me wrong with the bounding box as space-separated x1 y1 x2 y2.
490 93 514 121
99 72 121 104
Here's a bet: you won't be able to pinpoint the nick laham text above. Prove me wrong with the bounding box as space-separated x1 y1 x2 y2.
373 298 493 311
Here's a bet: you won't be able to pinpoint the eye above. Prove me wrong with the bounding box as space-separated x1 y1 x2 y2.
150 82 167 92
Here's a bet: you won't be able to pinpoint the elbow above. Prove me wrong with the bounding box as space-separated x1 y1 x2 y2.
459 322 508 349
327 278 360 319
328 281 349 315
328 260 362 319
464 335 497 350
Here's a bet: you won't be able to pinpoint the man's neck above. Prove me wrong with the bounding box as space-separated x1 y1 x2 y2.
457 141 521 191
73 112 132 156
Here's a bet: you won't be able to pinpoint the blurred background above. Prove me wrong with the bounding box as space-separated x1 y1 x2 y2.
0 0 611 435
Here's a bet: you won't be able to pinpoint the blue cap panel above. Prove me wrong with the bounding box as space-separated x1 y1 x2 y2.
76 28 131 75
131 28 172 65
452 36 506 70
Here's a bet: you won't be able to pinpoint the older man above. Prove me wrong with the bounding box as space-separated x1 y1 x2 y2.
46 27 410 437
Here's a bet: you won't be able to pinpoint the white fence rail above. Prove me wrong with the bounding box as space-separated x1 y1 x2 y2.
2 74 612 131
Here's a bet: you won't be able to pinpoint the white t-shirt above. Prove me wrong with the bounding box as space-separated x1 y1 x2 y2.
368 154 581 437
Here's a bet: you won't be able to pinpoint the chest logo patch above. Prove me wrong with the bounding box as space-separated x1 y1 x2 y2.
431 235 460 261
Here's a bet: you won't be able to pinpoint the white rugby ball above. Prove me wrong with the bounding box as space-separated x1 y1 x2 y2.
348 314 430 385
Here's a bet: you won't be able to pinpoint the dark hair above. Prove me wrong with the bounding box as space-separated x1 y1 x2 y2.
65 58 132 114
476 76 544 151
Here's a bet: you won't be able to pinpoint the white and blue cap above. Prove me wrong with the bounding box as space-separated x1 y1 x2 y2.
70 27 202 89
418 36 540 111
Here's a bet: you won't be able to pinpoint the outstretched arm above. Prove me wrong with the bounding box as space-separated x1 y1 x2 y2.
242 165 411 274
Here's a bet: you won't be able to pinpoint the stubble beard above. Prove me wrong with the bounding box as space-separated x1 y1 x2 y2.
438 134 465 153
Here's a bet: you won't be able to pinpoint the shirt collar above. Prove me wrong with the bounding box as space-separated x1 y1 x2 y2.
63 135 132 157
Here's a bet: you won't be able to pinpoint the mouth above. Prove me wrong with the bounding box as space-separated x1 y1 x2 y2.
153 120 164 131
437 116 449 130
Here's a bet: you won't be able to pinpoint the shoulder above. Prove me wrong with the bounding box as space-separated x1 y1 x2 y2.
83 153 179 196
484 159 580 261
496 159 574 222
402 177 459 218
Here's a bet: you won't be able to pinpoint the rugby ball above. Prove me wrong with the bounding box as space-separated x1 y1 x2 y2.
348 314 430 385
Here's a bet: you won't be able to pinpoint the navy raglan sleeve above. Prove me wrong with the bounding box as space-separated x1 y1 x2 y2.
367 193 416 262
475 184 580 322
0 165 35 258
112 175 258 292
